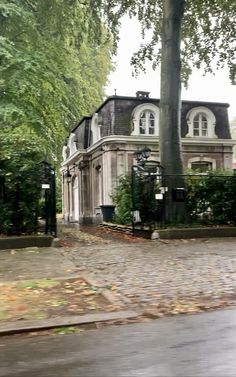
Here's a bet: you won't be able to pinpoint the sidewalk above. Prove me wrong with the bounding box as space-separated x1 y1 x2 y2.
1 226 236 334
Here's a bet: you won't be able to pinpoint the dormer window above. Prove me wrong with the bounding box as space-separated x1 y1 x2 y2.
193 113 208 137
90 112 102 145
132 103 159 136
67 133 77 157
139 111 155 135
186 107 217 138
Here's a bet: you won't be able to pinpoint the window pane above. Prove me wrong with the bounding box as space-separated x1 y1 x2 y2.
202 124 208 136
193 115 200 136
139 123 146 134
139 112 146 134
193 112 209 137
193 121 199 136
148 112 155 134
149 127 154 135
138 110 157 135
200 113 208 136
191 162 212 172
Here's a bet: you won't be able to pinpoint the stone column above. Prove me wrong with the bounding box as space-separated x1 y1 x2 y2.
78 160 92 224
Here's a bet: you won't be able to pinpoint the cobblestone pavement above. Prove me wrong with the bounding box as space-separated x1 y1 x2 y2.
68 237 236 310
1 229 236 314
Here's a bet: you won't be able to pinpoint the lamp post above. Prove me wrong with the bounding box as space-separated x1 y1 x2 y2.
131 146 151 236
65 168 72 223
133 146 151 165
131 146 164 235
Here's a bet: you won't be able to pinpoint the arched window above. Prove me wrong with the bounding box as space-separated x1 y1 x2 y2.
193 113 208 137
67 133 77 157
90 113 102 145
132 103 159 136
139 110 155 135
62 145 69 161
186 107 217 138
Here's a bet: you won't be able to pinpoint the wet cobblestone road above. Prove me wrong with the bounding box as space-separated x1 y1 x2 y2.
68 237 236 309
1 230 236 313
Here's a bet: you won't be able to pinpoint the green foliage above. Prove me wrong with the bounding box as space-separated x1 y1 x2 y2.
0 126 46 234
54 327 78 335
102 0 236 84
186 170 236 225
0 1 113 226
0 0 113 164
112 172 160 226
112 170 236 227
111 174 132 224
0 169 43 235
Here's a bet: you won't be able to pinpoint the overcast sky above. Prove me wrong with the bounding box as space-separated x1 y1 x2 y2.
106 17 236 121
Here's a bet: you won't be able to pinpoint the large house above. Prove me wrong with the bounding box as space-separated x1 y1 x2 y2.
61 91 234 224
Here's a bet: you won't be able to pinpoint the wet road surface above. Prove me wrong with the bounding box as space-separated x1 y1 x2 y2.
1 308 236 376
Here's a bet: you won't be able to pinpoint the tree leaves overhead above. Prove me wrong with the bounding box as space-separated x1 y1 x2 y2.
0 0 113 163
101 0 236 84
182 0 236 83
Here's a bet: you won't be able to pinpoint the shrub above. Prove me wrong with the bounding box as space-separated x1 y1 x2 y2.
111 172 160 226
111 174 132 225
186 170 236 225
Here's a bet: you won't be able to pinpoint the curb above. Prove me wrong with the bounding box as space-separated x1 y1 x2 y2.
80 272 130 307
100 223 236 239
0 273 133 336
0 311 139 336
0 236 54 250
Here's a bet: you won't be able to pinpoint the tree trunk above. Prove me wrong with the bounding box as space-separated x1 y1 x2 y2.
159 0 186 223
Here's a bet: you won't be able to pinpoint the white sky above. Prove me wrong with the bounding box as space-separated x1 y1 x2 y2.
106 17 236 121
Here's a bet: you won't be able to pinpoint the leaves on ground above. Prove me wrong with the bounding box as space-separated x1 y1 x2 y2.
59 228 107 245
142 297 236 318
0 278 116 322
53 326 82 335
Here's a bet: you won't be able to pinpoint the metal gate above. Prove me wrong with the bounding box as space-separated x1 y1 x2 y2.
0 161 57 236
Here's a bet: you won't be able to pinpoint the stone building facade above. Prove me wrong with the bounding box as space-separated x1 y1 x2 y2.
61 91 234 224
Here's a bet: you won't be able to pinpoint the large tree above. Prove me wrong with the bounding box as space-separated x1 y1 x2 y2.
102 0 236 221
0 0 113 164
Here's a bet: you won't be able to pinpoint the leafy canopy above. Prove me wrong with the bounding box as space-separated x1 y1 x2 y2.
101 0 236 84
0 0 113 163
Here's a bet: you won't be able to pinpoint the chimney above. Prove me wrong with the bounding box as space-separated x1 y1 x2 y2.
136 91 150 99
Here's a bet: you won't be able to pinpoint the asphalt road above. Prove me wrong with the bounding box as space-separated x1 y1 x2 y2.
1 308 236 377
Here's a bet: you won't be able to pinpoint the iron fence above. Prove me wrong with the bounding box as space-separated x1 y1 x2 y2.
0 161 57 236
131 171 236 232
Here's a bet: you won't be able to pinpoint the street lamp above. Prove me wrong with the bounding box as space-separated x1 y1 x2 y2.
131 147 164 235
65 169 72 183
141 145 151 160
131 147 151 235
134 146 151 164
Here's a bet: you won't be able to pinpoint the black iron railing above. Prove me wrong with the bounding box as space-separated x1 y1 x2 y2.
0 161 57 236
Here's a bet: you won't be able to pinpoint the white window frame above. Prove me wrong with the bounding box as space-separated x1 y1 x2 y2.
187 157 216 170
186 107 217 138
62 145 68 161
90 112 102 144
131 103 159 136
67 133 77 157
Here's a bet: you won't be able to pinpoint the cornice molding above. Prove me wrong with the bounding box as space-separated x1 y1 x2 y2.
61 135 236 168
